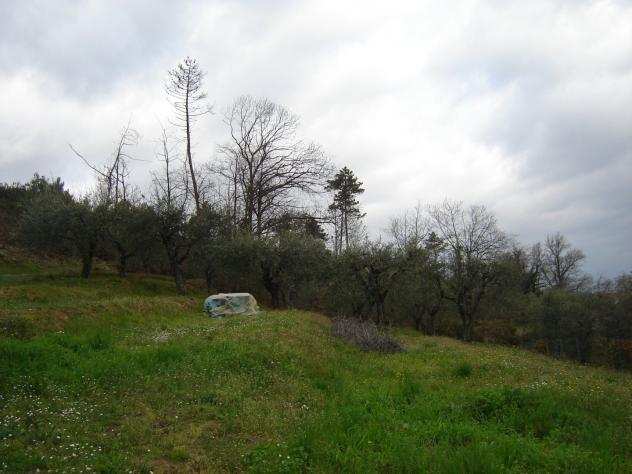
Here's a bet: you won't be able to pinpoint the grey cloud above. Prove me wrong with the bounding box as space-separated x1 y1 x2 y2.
0 0 190 99
1 0 631 277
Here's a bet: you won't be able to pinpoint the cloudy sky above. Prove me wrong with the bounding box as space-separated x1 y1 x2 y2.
1 0 631 276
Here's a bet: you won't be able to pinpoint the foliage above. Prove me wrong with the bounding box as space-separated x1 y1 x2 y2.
326 166 365 253
20 193 105 278
0 174 68 245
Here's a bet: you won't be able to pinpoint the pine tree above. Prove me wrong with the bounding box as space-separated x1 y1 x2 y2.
326 167 365 253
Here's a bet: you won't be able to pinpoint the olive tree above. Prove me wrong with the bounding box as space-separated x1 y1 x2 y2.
21 193 105 279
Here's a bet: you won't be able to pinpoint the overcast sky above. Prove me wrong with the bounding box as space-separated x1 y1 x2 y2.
1 0 631 276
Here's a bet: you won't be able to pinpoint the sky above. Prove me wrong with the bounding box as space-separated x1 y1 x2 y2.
1 0 631 277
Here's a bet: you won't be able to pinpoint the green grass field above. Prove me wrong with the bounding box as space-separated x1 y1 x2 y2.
1 260 631 472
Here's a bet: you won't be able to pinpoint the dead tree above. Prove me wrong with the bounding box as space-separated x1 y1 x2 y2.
70 120 140 205
166 57 211 214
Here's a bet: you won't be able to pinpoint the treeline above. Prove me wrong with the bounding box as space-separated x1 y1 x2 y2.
1 57 630 370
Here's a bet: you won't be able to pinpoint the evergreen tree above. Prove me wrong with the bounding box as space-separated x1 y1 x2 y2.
326 167 365 253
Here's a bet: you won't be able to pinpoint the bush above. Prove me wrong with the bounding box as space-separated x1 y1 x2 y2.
331 318 403 353
453 362 473 378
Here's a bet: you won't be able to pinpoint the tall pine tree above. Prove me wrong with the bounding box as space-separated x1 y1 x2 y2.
326 167 365 253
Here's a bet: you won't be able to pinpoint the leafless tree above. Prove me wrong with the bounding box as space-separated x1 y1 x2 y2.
166 57 211 214
389 202 429 249
150 126 195 294
542 232 586 290
429 200 509 341
70 120 140 205
218 96 331 236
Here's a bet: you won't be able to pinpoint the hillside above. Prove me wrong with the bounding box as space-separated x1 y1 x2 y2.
1 261 631 472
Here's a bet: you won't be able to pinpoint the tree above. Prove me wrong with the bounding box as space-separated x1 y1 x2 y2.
506 243 544 295
389 203 427 250
21 194 105 279
272 211 327 240
218 95 330 236
104 201 157 277
540 290 595 362
399 233 446 334
70 121 140 206
326 167 365 253
542 232 586 290
191 206 233 292
71 123 151 277
151 127 208 293
347 241 401 324
166 57 211 214
389 207 445 333
258 231 330 308
429 200 509 341
1 174 68 245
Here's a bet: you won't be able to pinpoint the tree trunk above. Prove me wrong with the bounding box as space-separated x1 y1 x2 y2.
266 284 280 308
413 314 423 332
185 89 201 214
81 252 93 279
173 263 186 295
261 263 281 308
461 313 474 342
344 210 349 250
80 241 95 279
375 299 386 325
428 308 439 336
205 261 214 293
118 254 128 278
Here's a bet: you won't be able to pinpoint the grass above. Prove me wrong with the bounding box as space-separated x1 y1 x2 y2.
1 261 631 472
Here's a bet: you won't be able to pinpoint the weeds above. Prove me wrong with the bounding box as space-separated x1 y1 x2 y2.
331 318 403 353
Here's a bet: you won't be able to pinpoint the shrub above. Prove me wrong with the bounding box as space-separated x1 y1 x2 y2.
331 318 403 353
453 362 473 378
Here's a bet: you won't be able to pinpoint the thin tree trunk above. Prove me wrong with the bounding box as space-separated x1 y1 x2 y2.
205 261 214 293
232 167 238 233
118 254 128 278
461 313 474 342
185 88 201 214
81 249 93 279
173 262 186 295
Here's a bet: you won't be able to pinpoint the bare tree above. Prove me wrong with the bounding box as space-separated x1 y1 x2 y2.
166 57 211 214
389 202 429 249
150 126 196 293
218 96 331 236
542 232 586 290
70 120 140 205
429 200 509 341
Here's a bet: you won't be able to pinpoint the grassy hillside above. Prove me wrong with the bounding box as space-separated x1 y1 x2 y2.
1 262 631 472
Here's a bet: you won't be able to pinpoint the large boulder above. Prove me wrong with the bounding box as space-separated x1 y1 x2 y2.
203 293 260 318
